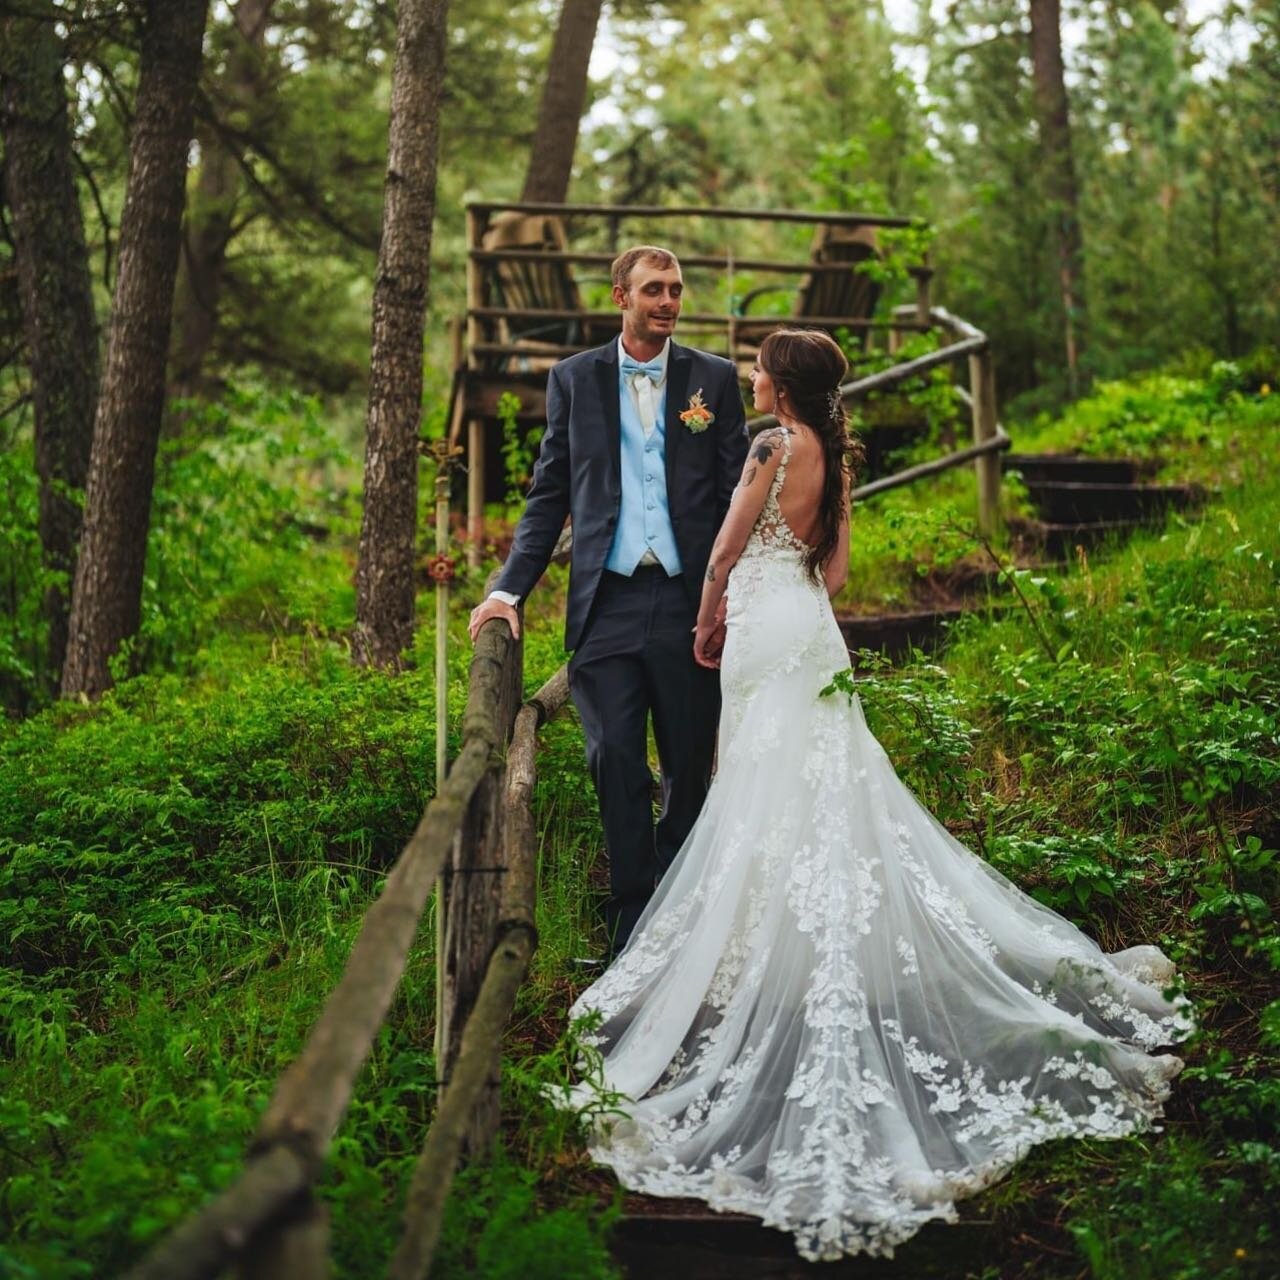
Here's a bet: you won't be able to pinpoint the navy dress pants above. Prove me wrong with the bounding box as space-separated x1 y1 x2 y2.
568 566 721 959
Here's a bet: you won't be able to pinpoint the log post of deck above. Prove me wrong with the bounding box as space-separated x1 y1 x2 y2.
968 347 1001 538
465 205 485 569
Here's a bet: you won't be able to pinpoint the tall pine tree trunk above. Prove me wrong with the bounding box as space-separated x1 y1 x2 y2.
519 0 604 203
1029 0 1087 396
1 2 99 690
171 0 274 402
352 0 449 668
61 0 211 698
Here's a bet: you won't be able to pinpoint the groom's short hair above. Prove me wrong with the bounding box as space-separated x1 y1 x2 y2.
611 245 680 293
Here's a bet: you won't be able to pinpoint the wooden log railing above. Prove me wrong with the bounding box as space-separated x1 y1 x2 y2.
125 620 571 1280
746 305 1010 537
464 199 920 228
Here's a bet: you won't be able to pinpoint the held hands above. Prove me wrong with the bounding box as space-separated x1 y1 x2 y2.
468 597 521 642
692 597 729 669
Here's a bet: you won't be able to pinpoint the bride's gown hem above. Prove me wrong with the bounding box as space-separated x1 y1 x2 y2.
560 432 1193 1264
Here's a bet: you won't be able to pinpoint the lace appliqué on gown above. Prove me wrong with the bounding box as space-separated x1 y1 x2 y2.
559 429 1193 1262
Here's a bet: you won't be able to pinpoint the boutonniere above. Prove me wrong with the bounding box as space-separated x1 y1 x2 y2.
679 388 715 433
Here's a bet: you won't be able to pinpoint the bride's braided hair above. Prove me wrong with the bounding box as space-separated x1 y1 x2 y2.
759 328 866 581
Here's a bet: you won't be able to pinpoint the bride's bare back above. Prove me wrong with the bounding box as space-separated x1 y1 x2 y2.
769 424 827 549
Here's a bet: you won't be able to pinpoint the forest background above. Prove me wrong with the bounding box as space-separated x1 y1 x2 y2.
1 1 1278 1278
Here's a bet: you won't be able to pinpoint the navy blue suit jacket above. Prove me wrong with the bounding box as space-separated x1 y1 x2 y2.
494 339 749 652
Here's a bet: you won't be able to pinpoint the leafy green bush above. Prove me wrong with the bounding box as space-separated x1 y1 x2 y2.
0 647 435 988
137 386 360 673
0 384 360 713
1014 348 1280 480
987 831 1148 921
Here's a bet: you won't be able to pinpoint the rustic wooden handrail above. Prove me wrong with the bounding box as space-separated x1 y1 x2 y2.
124 616 550 1280
466 305 922 329
390 665 569 1280
743 305 1006 533
850 420 1010 503
466 199 920 228
470 248 906 274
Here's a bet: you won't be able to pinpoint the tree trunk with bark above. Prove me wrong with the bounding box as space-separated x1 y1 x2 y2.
61 0 211 698
519 0 604 203
352 0 449 668
170 0 274 402
1 2 100 690
1029 0 1087 396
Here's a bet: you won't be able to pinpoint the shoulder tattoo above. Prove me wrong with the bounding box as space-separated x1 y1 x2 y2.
751 426 792 465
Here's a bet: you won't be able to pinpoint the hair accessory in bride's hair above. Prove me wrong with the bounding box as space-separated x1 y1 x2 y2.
827 388 843 420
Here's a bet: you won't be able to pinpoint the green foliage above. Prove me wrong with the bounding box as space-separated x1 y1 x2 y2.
1064 1136 1277 1280
0 440 56 709
0 385 361 714
138 386 360 671
498 391 543 509
4 360 1280 1276
429 1019 622 1280
824 656 980 824
845 330 965 445
0 481 604 1277
1013 351 1280 476
433 1152 619 1280
987 832 1147 920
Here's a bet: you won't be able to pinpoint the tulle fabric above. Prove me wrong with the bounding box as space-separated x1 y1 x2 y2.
560 434 1193 1261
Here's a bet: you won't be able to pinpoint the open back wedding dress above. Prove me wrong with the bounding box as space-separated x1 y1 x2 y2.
564 432 1193 1262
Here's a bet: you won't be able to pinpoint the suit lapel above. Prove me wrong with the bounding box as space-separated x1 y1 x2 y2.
665 341 692 494
594 345 622 497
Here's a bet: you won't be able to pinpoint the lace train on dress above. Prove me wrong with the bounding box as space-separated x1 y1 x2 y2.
560 433 1194 1262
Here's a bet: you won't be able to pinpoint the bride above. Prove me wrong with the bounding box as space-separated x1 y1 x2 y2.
561 328 1193 1262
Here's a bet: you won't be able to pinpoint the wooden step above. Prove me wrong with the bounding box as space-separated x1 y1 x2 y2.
837 605 973 660
1029 519 1145 557
611 1210 992 1279
1003 452 1145 485
1023 480 1199 525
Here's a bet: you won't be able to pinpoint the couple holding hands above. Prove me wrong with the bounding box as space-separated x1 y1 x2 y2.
467 245 1191 1262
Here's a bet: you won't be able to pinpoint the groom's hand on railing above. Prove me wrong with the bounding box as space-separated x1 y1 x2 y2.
468 597 521 642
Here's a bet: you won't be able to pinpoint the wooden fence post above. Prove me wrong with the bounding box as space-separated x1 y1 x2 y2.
237 1195 329 1280
436 609 523 1153
914 262 932 327
968 346 1001 538
431 449 452 1069
390 667 566 1280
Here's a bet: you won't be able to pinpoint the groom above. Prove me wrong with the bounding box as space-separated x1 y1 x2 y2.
468 245 748 959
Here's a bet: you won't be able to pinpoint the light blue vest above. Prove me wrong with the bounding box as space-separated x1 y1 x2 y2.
604 368 683 576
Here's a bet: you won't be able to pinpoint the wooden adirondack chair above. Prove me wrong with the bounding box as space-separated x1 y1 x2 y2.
477 211 595 366
735 222 881 361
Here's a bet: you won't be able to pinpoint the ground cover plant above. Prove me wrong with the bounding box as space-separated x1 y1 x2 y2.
2 357 1278 1277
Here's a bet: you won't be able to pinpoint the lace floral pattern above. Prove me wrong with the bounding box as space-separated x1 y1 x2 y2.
559 434 1194 1262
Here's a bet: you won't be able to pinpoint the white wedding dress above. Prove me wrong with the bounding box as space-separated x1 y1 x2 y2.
563 434 1193 1261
